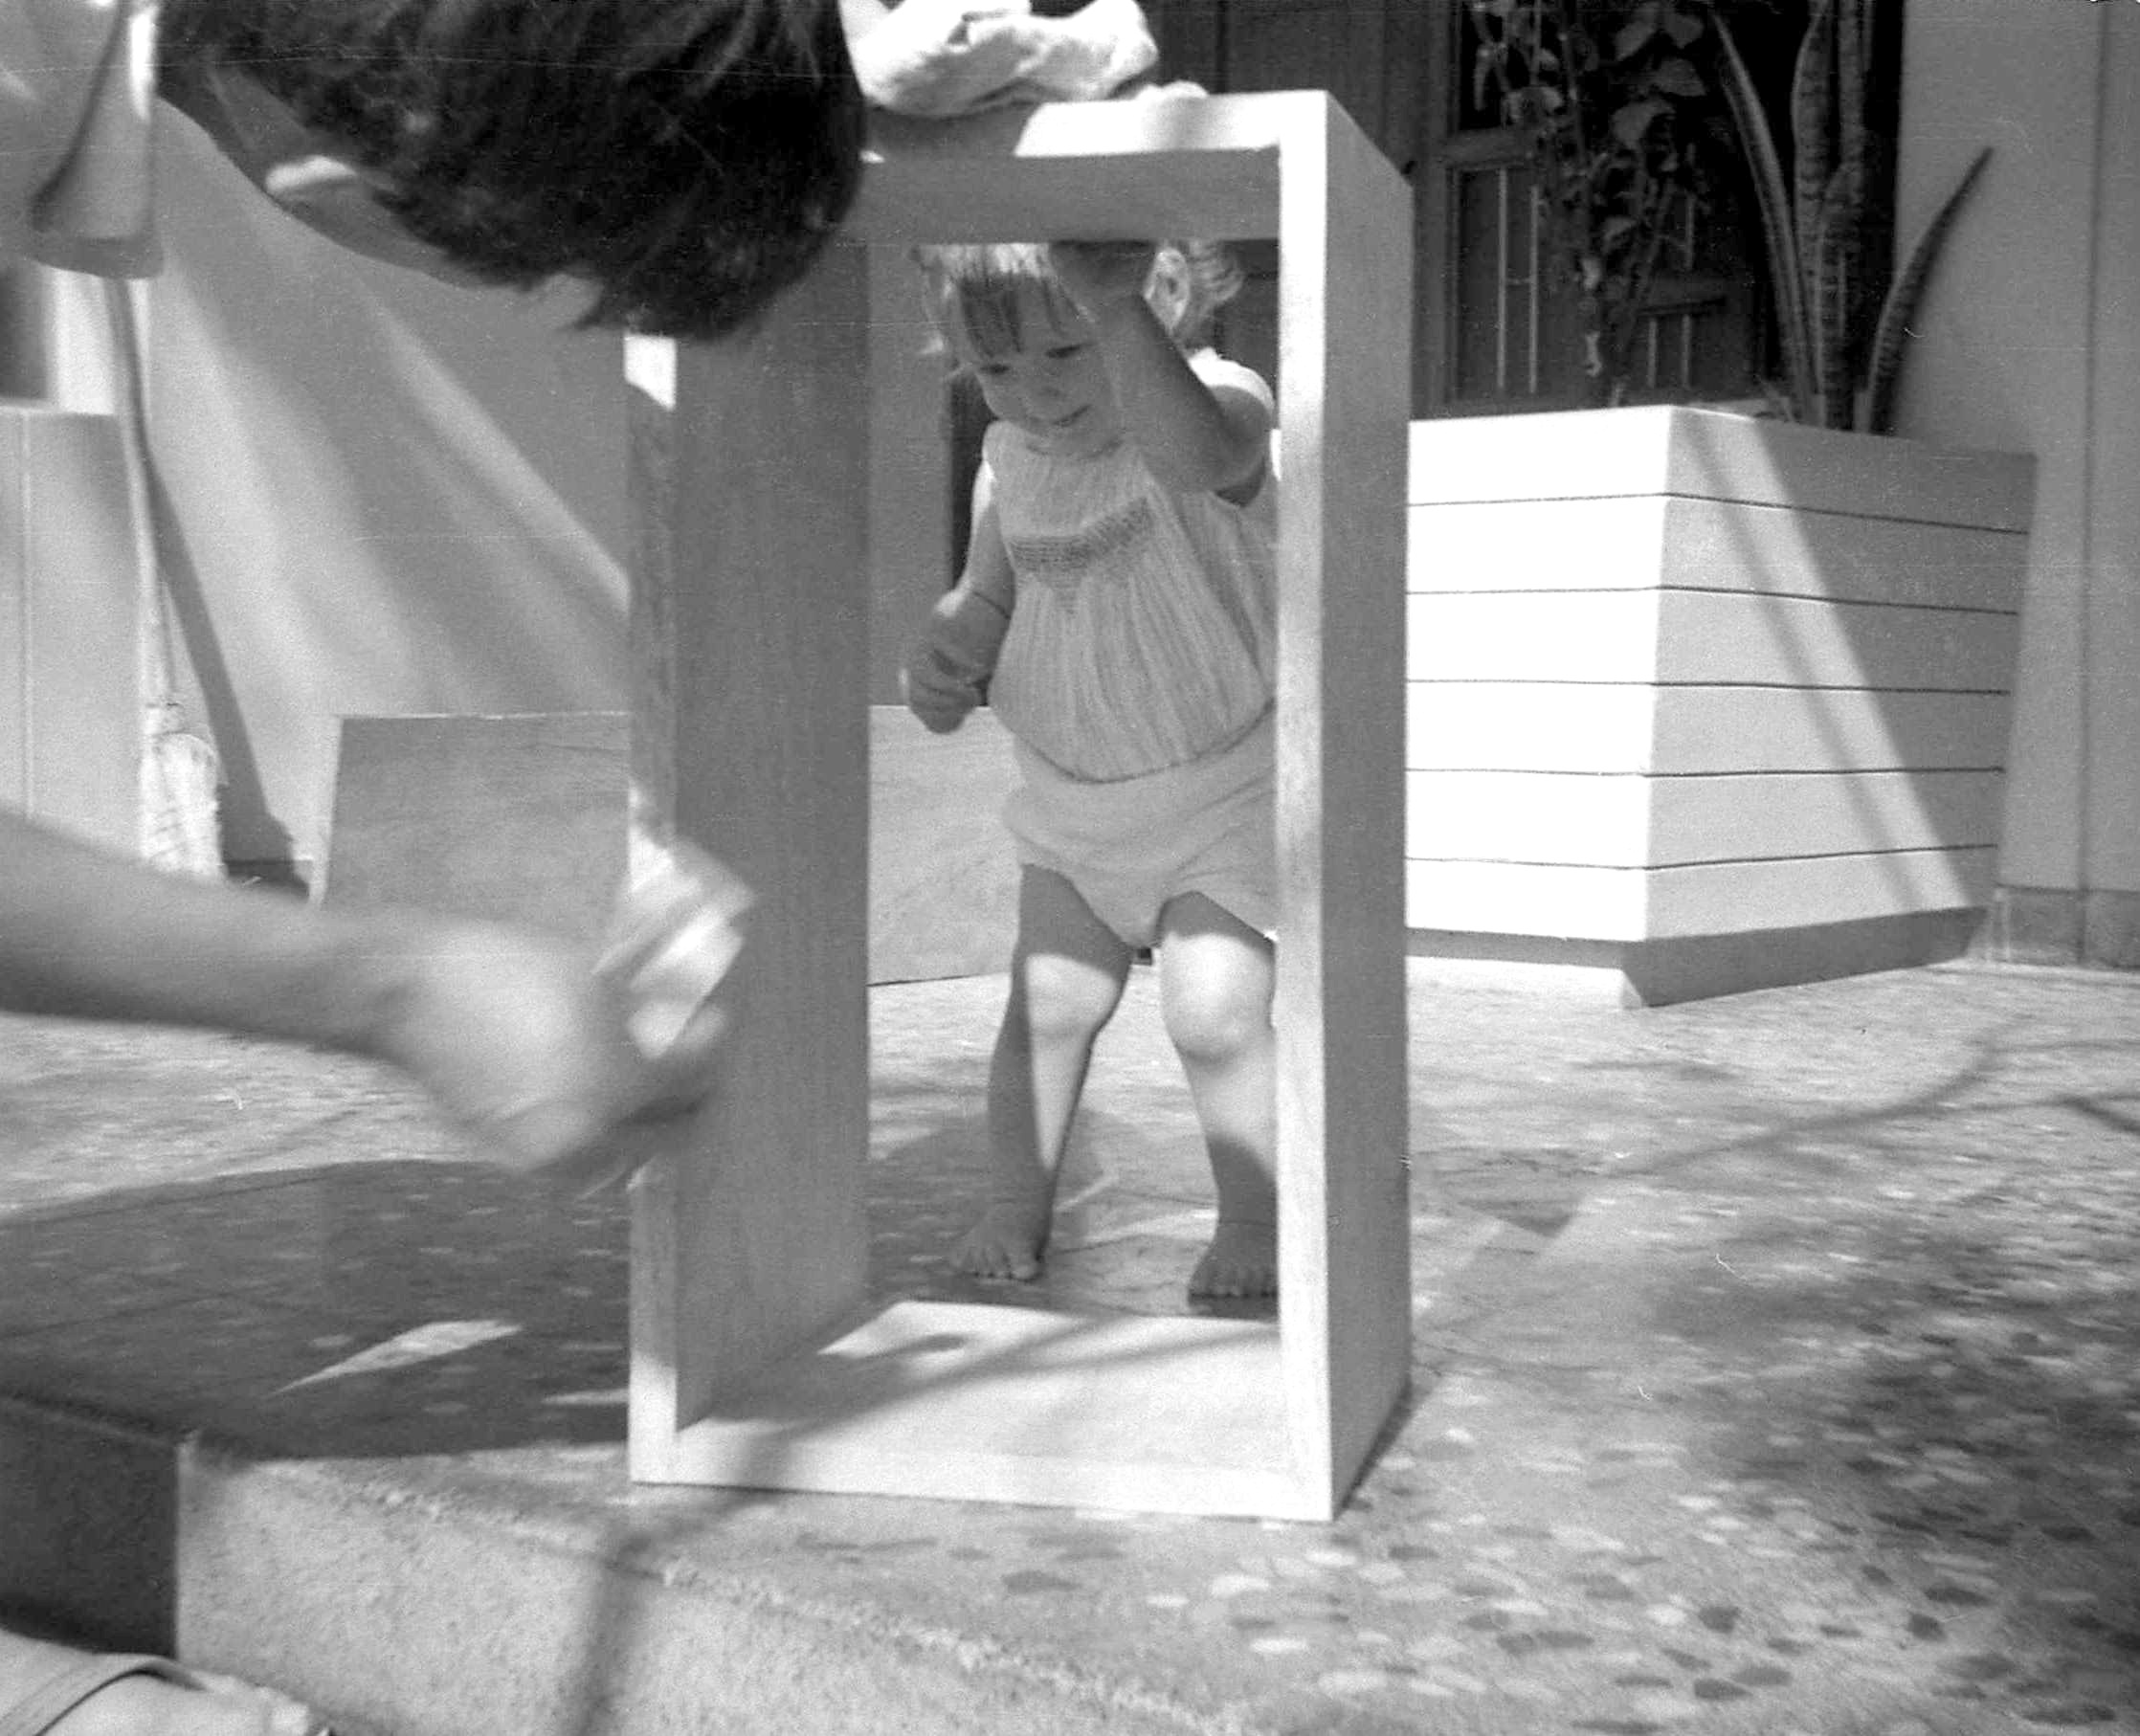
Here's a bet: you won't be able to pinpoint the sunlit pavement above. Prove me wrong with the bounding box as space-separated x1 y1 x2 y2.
3 957 2138 1734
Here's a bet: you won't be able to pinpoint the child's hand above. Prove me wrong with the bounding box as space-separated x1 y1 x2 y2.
1048 240 1157 318
902 640 981 733
903 584 1011 733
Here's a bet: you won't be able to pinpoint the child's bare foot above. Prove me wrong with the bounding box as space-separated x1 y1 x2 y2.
1190 1218 1277 1298
49 1666 327 1736
950 1201 1051 1280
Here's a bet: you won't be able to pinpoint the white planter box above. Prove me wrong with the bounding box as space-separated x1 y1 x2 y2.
1405 404 2035 1004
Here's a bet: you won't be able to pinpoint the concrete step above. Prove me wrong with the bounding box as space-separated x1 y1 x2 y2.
1 1392 1226 1736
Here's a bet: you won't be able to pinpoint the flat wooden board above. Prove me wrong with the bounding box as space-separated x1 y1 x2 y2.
642 1299 1316 1519
855 94 1305 243
1267 91 1414 1512
868 708 1019 984
635 253 873 1424
1408 405 2036 532
323 712 628 944
1409 591 2021 691
1409 495 2029 612
1408 846 1998 941
1406 684 2017 776
2 409 142 855
1405 768 2005 868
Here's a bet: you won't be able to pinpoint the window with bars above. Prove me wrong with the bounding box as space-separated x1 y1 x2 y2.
1434 1 1761 414
1445 160 1749 406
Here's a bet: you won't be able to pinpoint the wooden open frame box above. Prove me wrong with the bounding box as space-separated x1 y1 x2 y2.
626 92 1413 1522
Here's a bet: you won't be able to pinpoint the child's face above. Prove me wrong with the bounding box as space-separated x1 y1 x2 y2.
947 283 1123 458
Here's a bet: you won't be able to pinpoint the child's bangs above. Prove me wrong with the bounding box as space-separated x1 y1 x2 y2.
932 246 1081 364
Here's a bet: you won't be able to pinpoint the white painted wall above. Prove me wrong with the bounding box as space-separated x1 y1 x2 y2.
1892 0 2139 901
141 108 633 879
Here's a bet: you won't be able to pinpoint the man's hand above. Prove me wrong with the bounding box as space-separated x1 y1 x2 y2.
367 918 722 1193
371 841 748 1197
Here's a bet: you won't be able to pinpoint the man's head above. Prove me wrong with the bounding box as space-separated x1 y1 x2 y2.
161 0 865 342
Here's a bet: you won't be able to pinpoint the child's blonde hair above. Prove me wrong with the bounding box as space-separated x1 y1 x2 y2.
916 241 1243 365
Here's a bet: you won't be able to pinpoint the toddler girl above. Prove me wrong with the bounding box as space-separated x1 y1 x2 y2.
904 236 1280 1299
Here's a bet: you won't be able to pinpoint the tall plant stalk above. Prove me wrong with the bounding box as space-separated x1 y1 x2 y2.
1709 0 1991 433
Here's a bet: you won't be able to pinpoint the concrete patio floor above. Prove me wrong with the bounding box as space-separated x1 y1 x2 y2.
2 957 2139 1733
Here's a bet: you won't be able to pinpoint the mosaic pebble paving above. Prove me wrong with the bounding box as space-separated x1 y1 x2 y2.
3 962 2139 1731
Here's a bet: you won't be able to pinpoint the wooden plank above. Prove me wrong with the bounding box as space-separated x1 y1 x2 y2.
854 93 1301 243
2086 33 2140 895
631 244 873 1464
1410 495 1667 596
0 412 25 808
8 409 141 854
1408 857 1649 940
1650 688 2015 774
1410 591 2021 690
1407 683 2016 775
1409 681 1659 774
1408 404 2036 531
1410 592 1663 684
868 707 1019 984
1409 495 2029 612
1272 94 1413 1516
635 91 1414 1522
1649 769 2003 864
865 244 952 707
1611 908 1985 1007
1646 847 1999 936
323 713 628 944
1407 770 1650 869
1407 846 1997 941
1645 595 2022 689
1658 501 2027 612
660 1301 1314 1519
1660 409 2036 533
1406 768 2004 867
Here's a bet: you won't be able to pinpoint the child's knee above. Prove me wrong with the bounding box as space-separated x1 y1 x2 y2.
1016 953 1123 1043
1162 976 1269 1068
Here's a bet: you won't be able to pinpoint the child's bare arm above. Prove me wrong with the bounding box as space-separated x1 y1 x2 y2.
1048 240 1270 500
903 483 1015 733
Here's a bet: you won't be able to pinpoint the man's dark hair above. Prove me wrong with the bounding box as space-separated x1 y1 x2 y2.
164 0 864 342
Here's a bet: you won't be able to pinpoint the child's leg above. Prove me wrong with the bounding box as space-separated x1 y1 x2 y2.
952 866 1134 1280
1155 893 1277 1298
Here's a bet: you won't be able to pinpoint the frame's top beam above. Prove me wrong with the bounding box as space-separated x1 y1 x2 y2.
853 89 1332 245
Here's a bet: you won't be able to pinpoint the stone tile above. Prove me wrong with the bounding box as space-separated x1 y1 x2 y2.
3 962 2140 1733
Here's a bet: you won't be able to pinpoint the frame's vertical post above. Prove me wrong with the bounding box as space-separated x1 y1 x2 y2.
1273 96 1415 1515
628 245 875 1474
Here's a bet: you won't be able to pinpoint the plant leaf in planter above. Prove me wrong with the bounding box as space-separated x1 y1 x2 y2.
1861 145 1992 434
1710 0 1990 434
